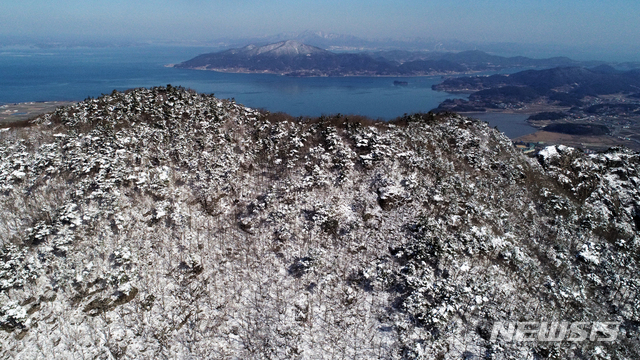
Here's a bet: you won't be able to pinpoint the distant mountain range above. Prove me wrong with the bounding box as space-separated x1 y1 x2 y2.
433 66 640 96
173 40 607 77
203 31 640 64
210 30 479 52
431 65 640 115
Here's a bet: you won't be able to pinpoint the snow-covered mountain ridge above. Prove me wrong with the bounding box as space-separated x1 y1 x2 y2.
0 86 638 359
231 41 330 57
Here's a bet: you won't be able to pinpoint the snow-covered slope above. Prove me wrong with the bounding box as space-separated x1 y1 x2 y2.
226 41 330 57
0 86 638 359
250 40 329 57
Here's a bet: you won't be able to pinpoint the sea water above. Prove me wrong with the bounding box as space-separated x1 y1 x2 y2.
0 45 537 137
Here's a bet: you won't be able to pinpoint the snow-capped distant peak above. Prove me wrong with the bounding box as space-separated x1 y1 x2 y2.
244 40 330 57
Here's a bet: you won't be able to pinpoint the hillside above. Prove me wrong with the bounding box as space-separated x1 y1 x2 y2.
0 86 639 359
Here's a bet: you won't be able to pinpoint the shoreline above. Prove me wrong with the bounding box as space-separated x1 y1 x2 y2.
169 64 487 78
437 106 640 152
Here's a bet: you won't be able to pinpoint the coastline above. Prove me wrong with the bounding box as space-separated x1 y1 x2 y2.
169 64 485 78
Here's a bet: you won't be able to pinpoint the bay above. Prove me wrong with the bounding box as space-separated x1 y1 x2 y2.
0 45 536 137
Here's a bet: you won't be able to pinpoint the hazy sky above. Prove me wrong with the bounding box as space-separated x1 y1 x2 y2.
2 1 639 56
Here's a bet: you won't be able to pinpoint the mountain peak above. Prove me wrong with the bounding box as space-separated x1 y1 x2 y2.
224 41 328 57
1 86 639 358
251 40 329 57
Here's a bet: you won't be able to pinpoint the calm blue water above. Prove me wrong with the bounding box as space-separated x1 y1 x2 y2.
468 113 537 139
0 45 536 136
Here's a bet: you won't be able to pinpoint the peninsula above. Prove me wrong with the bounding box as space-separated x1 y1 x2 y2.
173 40 592 77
